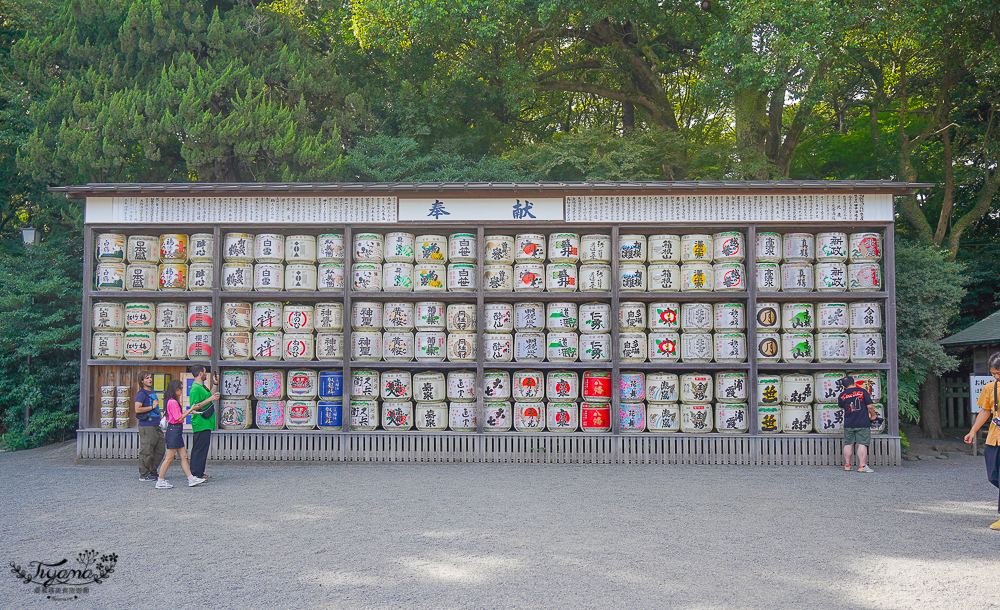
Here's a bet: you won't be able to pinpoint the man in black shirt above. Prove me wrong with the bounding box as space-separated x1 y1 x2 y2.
839 375 876 472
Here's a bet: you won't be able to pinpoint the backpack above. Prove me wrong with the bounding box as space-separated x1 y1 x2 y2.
135 389 156 421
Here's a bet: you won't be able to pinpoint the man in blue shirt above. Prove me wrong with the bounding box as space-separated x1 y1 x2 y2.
839 375 876 473
134 371 165 481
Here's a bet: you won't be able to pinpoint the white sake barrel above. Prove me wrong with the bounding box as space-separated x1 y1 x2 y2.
447 370 477 401
817 302 848 331
317 234 345 263
352 263 381 292
384 232 416 263
757 405 781 434
286 400 318 430
125 263 158 291
782 374 814 404
619 332 647 363
681 234 713 263
124 330 155 360
850 232 882 262
714 263 746 291
783 233 815 262
619 371 645 402
548 232 580 263
851 372 883 402
414 263 446 291
848 263 882 291
287 369 319 399
223 233 253 262
582 371 613 402
547 402 578 432
219 369 253 398
756 333 781 363
580 234 612 263
782 405 813 433
484 402 512 432
252 301 282 330
514 301 544 331
314 302 344 332
448 263 477 291
547 331 578 362
546 371 579 401
850 333 884 363
447 333 477 362
351 331 382 361
546 302 578 331
756 302 779 331
514 401 546 431
580 402 612 432
382 401 413 431
782 302 814 331
254 369 285 399
680 263 713 292
619 302 646 331
282 305 314 333
514 263 544 292
648 332 680 362
647 302 679 331
414 371 447 402
317 400 343 430
126 235 159 263
448 233 477 263
756 375 782 407
382 262 414 292
511 370 544 401
646 373 680 403
187 299 215 329
484 235 515 264
448 402 477 432
415 301 445 330
714 302 745 331
256 401 286 430
647 403 680 433
483 370 511 401
579 302 611 334
681 302 713 332
756 262 780 292
681 333 713 363
813 404 843 434
484 302 514 332
681 403 713 432
92 332 123 359
220 331 251 361
253 263 284 291
513 332 544 362
817 333 849 363
755 232 782 263
284 235 316 264
315 332 345 360
354 233 385 263
349 400 377 431
187 331 212 359
219 399 252 430
618 263 646 292
188 263 212 290
871 404 886 433
157 263 187 291
716 371 747 403
254 234 284 263
619 402 646 433
579 334 612 363
714 333 747 363
781 263 814 292
382 331 414 362
483 265 513 292
579 264 612 291
317 263 345 291
415 234 447 263
158 234 188 263
285 264 317 291
782 333 815 363
815 262 847 292
849 302 882 331
546 263 577 292
814 371 847 403
351 301 382 331
351 369 379 399
383 302 416 330
618 234 647 262
414 331 446 361
649 234 681 263
816 232 848 262
124 302 155 330
93 302 125 331
380 370 412 401
648 263 680 291
714 231 745 262
514 233 546 263
221 262 252 291
716 404 748 433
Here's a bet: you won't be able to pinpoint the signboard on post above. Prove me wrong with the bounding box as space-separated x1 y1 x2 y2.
970 376 995 413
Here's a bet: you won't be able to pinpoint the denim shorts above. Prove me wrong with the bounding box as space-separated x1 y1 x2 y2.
165 423 185 450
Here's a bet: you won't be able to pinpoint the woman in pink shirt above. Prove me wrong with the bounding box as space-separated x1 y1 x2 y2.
156 380 207 489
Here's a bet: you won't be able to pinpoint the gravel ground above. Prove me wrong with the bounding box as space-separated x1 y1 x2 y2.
3 442 1000 610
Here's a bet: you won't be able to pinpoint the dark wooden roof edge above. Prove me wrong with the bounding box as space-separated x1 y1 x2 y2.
50 180 934 198
939 309 1000 347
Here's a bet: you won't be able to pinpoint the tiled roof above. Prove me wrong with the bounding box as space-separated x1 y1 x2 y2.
939 309 1000 347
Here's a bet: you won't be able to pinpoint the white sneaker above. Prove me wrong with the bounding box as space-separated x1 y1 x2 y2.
858 465 875 473
155 479 173 489
188 477 207 487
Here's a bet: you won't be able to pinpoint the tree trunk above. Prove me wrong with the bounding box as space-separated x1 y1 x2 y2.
919 373 943 439
734 88 770 179
622 102 635 132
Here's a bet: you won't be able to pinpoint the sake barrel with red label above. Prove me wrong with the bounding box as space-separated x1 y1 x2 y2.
124 330 155 360
220 399 252 430
621 331 649 362
681 403 714 432
349 400 378 431
648 302 680 331
252 331 283 361
224 233 254 262
580 234 612 263
380 370 412 401
256 401 286 430
414 371 446 402
159 234 188 263
285 400 317 430
222 302 251 330
287 369 318 399
221 369 251 398
317 234 345 263
716 404 748 433
853 372 883 402
125 263 158 291
582 371 612 402
514 263 544 292
93 302 125 331
449 233 477 263
447 370 477 401
849 232 882 263
282 305 314 333
546 371 579 401
647 403 680 432
515 233 546 263
188 302 212 329
254 370 285 399
220 331 251 360
448 402 477 432
187 331 212 358
254 233 284 263
681 234 712 263
619 403 646 433
382 401 413 431
283 333 315 361
713 231 745 262
512 369 544 401
548 232 580 263
618 371 645 401
580 402 611 432
847 263 882 291
714 263 746 292
126 235 159 263
547 402 578 432
484 402 512 432
514 402 545 431
482 370 510 401
155 302 187 330
484 235 515 264
158 263 187 291
649 234 681 263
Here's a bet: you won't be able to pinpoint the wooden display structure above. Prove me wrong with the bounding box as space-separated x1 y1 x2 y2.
63 181 918 465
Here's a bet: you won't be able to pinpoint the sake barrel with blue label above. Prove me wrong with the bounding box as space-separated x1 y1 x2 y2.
618 263 646 292
318 370 343 399
619 402 646 433
317 401 344 430
647 403 680 433
220 399 252 430
716 404 748 433
256 401 286 430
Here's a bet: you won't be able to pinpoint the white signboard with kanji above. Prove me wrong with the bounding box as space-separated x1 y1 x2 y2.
970 376 995 413
398 198 563 222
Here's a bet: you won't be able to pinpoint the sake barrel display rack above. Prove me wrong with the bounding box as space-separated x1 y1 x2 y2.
68 181 918 464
